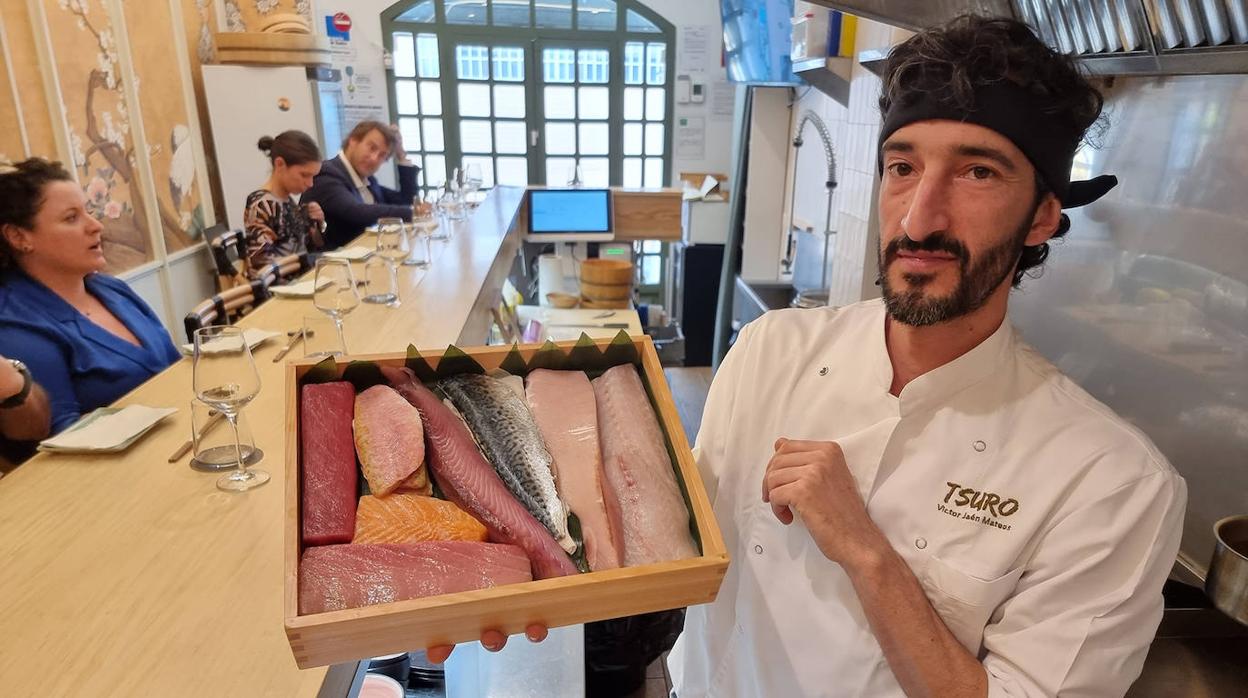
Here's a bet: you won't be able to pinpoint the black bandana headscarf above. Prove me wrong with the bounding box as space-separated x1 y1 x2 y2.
878 80 1116 208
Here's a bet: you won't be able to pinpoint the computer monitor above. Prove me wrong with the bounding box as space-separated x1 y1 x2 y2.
525 189 614 243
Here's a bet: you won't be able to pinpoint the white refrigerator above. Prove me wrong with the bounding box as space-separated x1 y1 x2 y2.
201 64 344 230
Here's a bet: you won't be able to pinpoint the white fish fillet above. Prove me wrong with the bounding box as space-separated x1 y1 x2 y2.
526 369 624 572
592 364 697 565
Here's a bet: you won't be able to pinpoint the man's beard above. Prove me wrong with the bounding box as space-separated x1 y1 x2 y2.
878 215 1031 327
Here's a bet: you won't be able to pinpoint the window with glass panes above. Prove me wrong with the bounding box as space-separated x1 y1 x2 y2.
382 0 675 189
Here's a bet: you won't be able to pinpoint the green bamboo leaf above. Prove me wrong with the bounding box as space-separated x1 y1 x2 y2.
300 355 339 385
602 329 640 367
342 361 387 392
435 345 486 377
405 344 438 383
566 333 606 372
526 339 567 371
567 512 590 574
498 343 529 376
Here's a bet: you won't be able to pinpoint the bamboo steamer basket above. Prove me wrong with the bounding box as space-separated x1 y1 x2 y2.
259 13 311 33
580 296 631 310
580 259 634 285
581 280 632 301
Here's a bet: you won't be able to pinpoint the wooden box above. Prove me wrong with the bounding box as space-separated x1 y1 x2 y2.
283 336 728 669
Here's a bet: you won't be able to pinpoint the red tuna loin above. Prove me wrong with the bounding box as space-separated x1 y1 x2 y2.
301 381 358 546
298 541 532 614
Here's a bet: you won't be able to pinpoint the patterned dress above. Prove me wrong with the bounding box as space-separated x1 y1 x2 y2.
242 190 321 277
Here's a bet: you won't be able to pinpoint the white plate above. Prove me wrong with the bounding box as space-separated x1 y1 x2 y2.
321 245 374 261
181 328 280 356
39 405 178 453
270 279 331 298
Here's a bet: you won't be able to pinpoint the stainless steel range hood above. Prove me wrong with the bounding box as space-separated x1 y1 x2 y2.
805 1 1014 31
809 0 1248 75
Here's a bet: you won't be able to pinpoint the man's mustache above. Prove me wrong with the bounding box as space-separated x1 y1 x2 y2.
883 232 969 264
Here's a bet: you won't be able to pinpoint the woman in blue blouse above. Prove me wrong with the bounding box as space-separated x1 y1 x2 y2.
0 158 180 448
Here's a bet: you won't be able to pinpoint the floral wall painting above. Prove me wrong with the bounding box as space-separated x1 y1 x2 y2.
48 0 152 272
224 0 313 32
0 28 25 159
0 0 58 159
122 0 207 253
182 0 226 221
42 0 210 274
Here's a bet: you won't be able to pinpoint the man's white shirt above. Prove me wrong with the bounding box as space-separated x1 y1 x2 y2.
668 299 1185 697
338 151 376 204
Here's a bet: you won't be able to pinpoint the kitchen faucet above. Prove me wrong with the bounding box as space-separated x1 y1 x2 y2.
784 109 838 292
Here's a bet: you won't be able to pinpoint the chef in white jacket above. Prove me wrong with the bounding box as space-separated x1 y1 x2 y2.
668 15 1186 698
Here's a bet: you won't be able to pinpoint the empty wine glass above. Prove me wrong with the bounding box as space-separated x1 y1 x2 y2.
436 183 464 229
462 162 484 209
312 257 360 356
408 203 437 267
193 326 267 492
406 223 433 269
363 218 406 306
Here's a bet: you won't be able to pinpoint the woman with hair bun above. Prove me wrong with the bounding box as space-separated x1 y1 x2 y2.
244 130 325 275
0 157 179 463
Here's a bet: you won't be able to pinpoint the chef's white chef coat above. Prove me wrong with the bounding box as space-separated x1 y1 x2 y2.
669 299 1186 698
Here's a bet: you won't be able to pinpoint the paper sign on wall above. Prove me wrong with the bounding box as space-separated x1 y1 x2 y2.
676 116 706 160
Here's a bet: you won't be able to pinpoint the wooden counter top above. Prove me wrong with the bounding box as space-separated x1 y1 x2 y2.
0 187 526 697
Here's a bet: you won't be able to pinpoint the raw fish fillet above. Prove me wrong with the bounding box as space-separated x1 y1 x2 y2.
438 374 574 553
354 385 429 496
298 541 531 614
382 367 579 579
593 364 698 565
354 494 488 544
526 369 624 571
300 382 357 546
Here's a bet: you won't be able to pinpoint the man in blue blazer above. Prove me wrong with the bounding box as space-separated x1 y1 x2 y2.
302 120 420 250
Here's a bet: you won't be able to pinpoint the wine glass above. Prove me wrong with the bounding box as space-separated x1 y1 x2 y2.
193 326 267 492
363 218 406 306
407 204 436 267
436 183 464 230
312 257 360 356
462 162 484 209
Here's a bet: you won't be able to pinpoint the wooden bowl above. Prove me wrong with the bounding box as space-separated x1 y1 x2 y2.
545 292 580 309
580 280 632 301
580 259 634 285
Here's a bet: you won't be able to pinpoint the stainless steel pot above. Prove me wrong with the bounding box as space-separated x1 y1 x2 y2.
1206 515 1248 625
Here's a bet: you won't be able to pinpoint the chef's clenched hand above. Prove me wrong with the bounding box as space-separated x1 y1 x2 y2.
762 438 889 570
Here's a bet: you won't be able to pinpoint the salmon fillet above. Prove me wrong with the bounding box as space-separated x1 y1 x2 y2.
593 364 698 566
354 494 488 544
354 385 430 496
526 369 624 571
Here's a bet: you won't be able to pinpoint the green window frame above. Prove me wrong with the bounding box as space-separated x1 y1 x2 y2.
382 0 677 191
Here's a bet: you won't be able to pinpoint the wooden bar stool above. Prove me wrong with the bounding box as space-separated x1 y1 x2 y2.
183 277 272 343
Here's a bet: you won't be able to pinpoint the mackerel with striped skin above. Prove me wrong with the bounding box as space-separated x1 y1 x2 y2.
438 374 575 554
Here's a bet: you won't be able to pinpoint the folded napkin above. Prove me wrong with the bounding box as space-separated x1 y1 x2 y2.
321 246 373 261
270 278 331 298
40 405 178 453
181 328 279 355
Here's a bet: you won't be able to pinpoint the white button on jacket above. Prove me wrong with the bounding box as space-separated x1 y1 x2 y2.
668 300 1186 698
